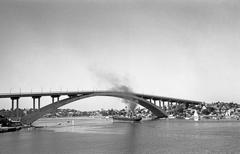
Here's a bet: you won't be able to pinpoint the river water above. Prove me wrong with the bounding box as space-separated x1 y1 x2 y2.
1 117 240 154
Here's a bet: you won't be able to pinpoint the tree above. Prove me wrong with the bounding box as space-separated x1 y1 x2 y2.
173 105 184 115
207 106 216 113
201 109 210 115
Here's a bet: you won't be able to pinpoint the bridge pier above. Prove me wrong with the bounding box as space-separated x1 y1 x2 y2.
16 99 19 119
51 95 60 103
32 97 41 111
11 97 20 119
38 97 40 109
11 99 14 111
52 96 54 103
33 97 36 111
162 101 165 110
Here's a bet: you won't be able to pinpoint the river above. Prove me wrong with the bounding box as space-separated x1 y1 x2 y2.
0 117 240 154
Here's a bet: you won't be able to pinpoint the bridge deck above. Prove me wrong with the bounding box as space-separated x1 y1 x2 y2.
0 90 203 105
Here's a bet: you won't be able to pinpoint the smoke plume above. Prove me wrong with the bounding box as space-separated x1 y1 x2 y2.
89 66 137 112
111 85 137 112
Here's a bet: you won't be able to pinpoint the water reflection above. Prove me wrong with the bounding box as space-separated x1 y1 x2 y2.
125 123 140 154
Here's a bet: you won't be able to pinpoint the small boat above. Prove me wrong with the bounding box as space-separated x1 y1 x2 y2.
168 114 176 119
112 115 142 122
32 126 44 128
193 110 200 121
0 126 21 133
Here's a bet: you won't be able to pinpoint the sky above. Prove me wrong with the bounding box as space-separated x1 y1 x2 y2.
0 0 240 110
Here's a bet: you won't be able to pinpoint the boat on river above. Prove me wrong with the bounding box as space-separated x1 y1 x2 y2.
193 110 200 121
112 115 142 122
0 115 22 133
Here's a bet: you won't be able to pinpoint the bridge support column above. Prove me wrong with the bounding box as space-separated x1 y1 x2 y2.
153 100 156 105
33 97 41 110
33 98 36 111
162 101 165 111
16 99 19 119
38 97 41 109
11 99 14 111
11 97 20 119
159 100 161 107
51 95 60 103
52 96 54 103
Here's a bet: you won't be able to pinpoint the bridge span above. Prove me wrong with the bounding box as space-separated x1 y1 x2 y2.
0 90 203 125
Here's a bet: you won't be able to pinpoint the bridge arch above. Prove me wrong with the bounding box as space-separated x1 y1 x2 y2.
21 92 168 125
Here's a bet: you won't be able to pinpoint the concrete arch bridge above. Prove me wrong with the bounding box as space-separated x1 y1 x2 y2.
0 91 203 125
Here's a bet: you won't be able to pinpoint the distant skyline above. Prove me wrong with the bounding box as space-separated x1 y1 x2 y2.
0 0 240 110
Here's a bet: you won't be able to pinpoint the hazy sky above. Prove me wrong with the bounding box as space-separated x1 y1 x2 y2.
0 0 240 110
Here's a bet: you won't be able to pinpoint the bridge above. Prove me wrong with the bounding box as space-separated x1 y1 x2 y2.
0 90 203 125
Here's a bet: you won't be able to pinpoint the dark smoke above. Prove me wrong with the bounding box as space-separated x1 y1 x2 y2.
111 85 137 112
89 66 137 112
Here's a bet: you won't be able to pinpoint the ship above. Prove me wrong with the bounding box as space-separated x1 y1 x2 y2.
112 115 142 122
0 115 22 133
